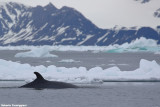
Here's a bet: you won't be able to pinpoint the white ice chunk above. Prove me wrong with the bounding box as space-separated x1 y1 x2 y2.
0 59 160 83
15 46 58 58
0 37 159 53
59 59 80 63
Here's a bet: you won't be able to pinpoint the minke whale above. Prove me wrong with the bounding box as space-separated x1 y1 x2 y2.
20 72 78 89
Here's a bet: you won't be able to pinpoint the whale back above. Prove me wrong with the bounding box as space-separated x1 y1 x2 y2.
20 72 78 89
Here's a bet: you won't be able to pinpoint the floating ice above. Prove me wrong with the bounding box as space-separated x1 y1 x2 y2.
106 37 160 53
0 59 160 83
59 59 80 63
15 46 58 58
0 37 159 53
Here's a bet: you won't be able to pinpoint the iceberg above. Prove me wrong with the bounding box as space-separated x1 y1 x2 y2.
106 37 160 53
0 37 159 53
15 46 58 58
0 59 160 83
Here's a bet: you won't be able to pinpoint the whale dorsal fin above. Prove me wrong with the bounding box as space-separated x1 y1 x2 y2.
34 72 45 81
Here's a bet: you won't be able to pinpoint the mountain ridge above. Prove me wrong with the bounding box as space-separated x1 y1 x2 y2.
0 2 159 46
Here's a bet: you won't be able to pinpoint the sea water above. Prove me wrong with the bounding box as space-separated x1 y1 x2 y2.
0 81 160 107
0 49 160 107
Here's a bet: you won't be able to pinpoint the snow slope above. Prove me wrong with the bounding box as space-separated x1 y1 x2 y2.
0 1 159 46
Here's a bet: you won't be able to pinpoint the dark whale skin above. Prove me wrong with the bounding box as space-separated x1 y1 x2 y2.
20 72 78 89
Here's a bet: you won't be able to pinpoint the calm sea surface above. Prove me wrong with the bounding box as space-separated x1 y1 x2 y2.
0 50 160 71
0 81 160 107
0 50 160 107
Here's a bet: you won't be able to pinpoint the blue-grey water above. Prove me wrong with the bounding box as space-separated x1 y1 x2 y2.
0 50 160 71
0 81 160 107
0 50 160 107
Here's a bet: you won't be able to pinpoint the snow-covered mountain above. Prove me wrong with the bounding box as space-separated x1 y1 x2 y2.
0 2 159 46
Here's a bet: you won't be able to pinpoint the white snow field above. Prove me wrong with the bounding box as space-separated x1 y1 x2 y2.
0 58 160 83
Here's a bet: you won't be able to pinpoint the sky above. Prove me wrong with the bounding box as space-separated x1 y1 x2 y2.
0 0 159 29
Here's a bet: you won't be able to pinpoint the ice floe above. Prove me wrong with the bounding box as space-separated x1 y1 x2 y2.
59 59 80 63
0 37 159 53
0 59 160 83
15 47 58 58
